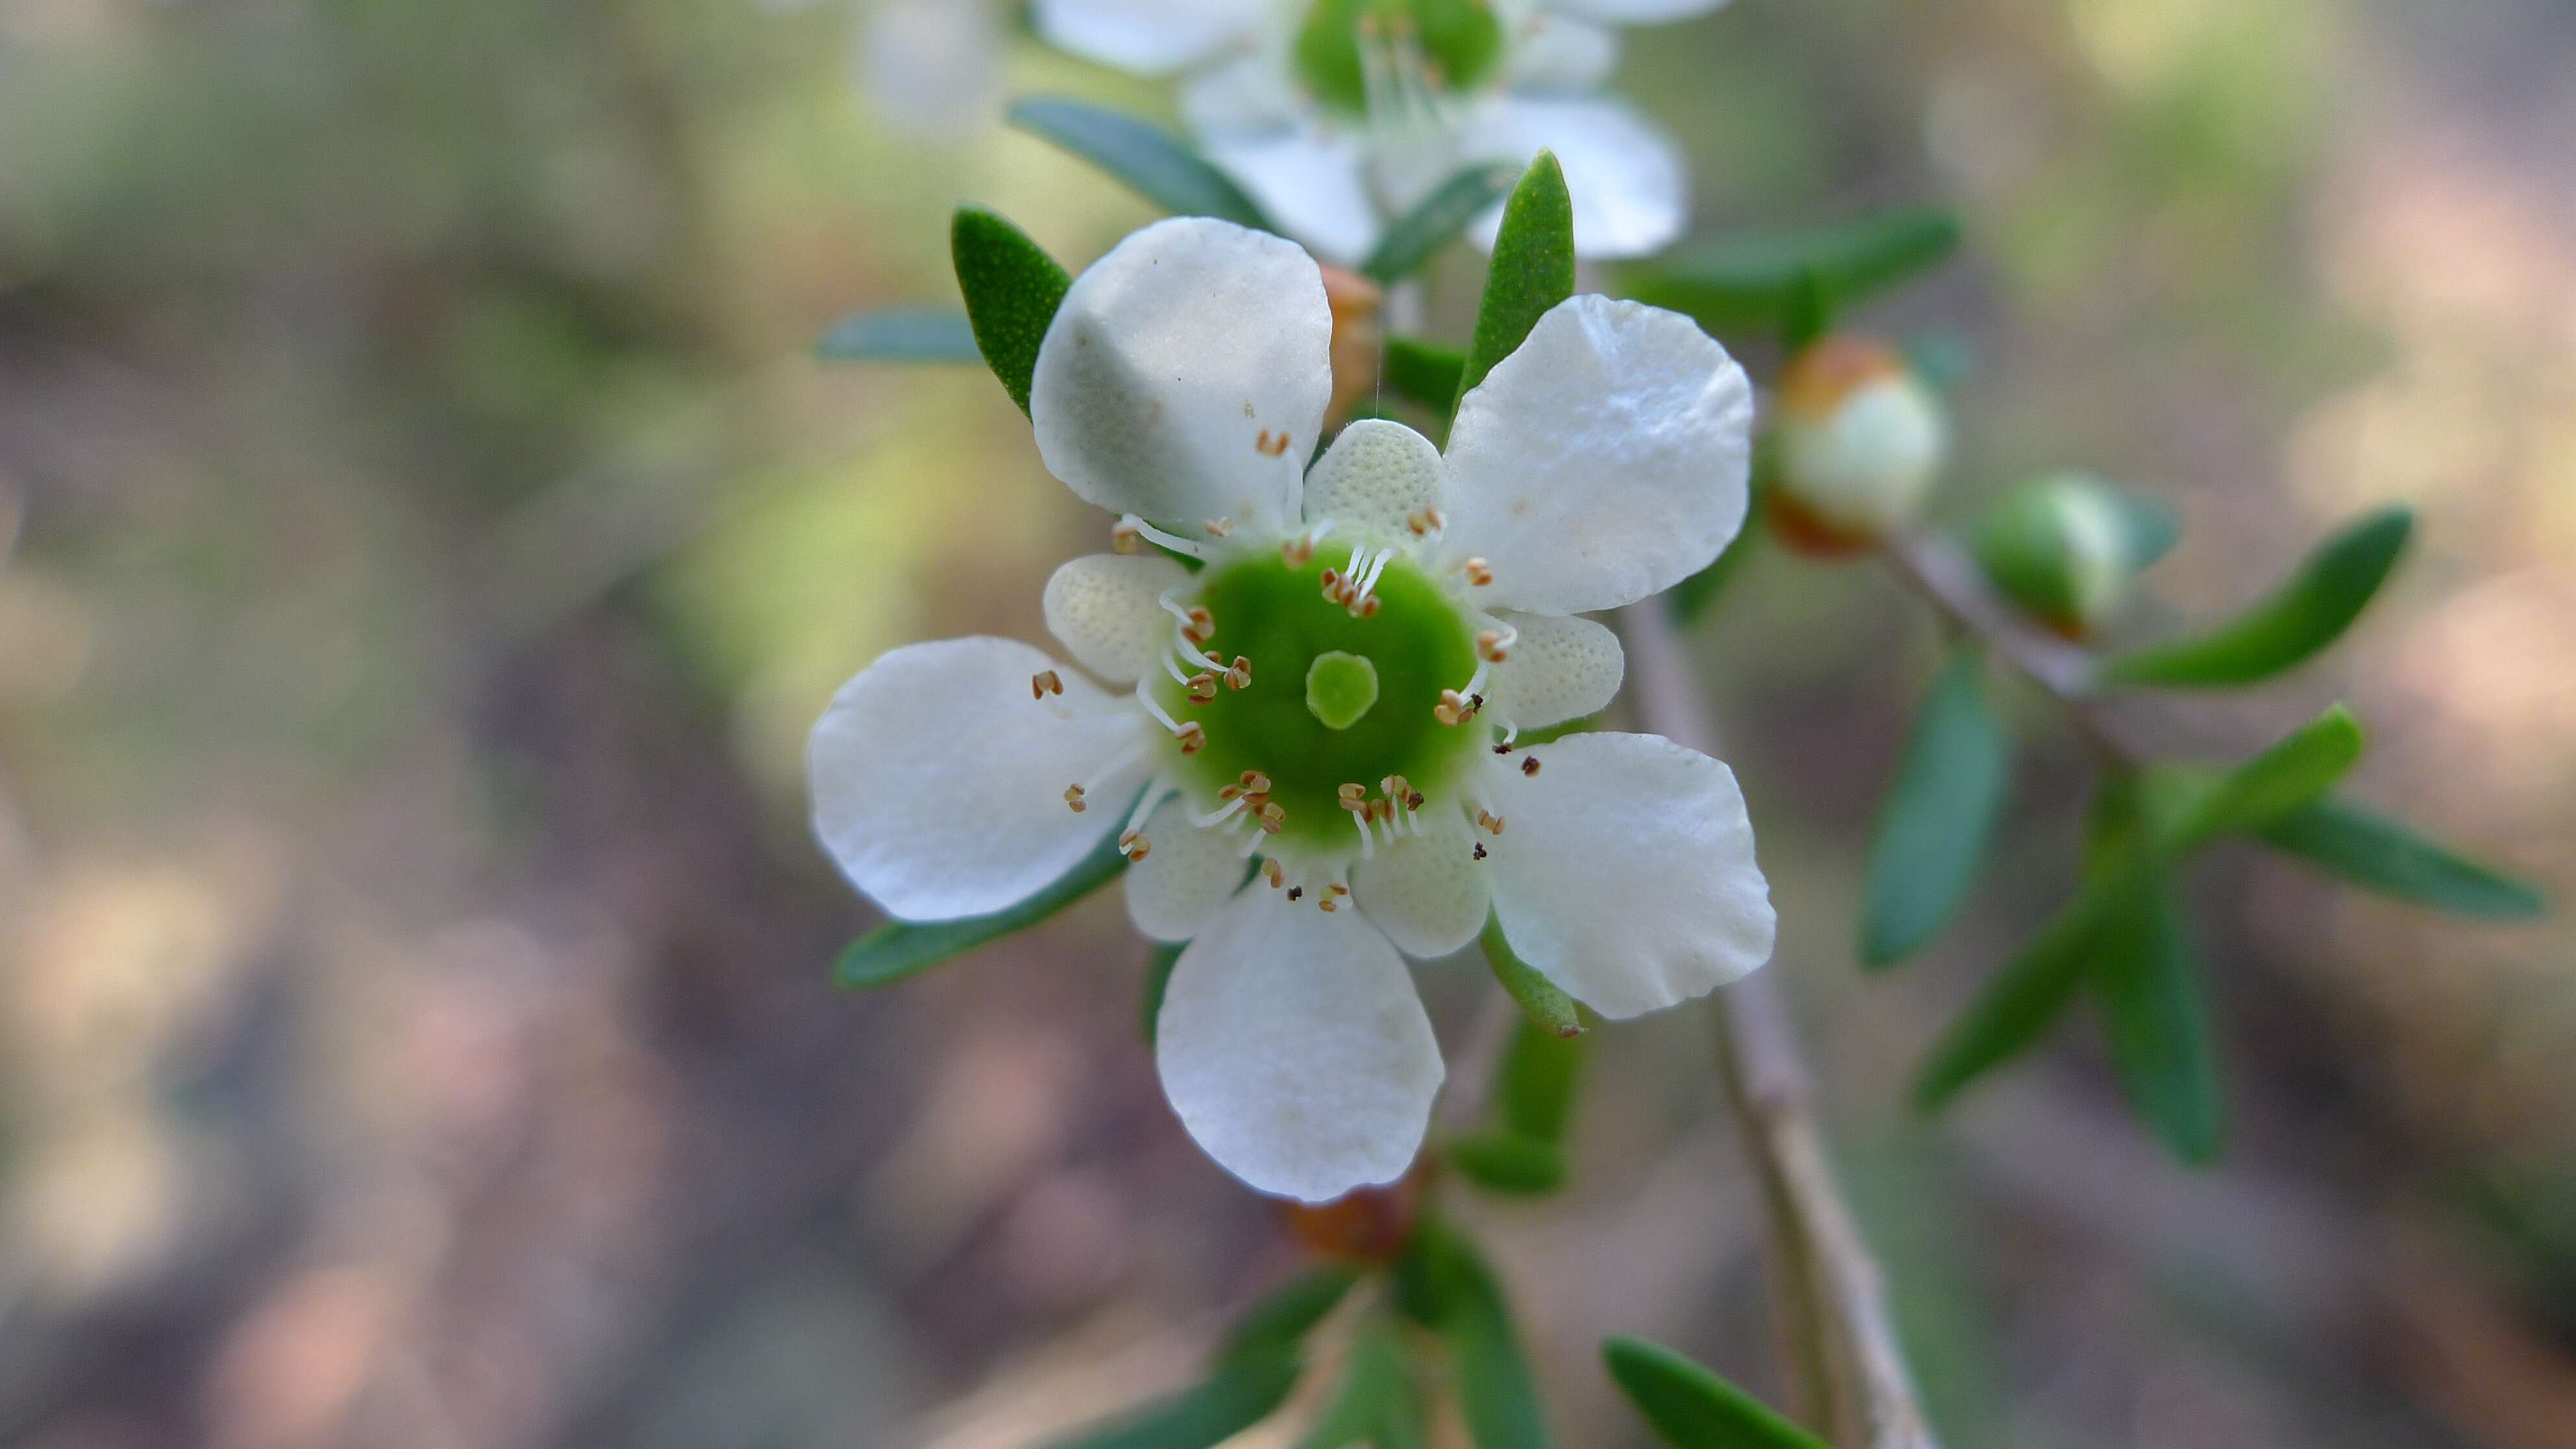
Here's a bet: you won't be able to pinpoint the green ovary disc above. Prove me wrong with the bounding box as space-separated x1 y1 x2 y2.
1159 544 1480 852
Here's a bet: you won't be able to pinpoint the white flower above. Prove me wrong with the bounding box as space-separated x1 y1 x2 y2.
1032 0 1732 263
810 217 1774 1202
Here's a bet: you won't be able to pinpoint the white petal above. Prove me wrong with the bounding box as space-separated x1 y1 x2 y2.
810 637 1153 922
1354 814 1492 959
1043 552 1191 686
1441 295 1753 614
1483 611 1624 731
1484 732 1774 1018
1157 891 1443 1201
1031 217 1330 533
1033 0 1268 74
1302 419 1448 536
1545 0 1731 23
1508 14 1620 91
1125 799 1248 941
1199 126 1383 267
1467 95 1688 260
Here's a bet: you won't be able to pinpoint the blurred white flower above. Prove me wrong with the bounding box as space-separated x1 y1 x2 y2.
808 217 1774 1201
855 0 1004 140
1033 0 1731 262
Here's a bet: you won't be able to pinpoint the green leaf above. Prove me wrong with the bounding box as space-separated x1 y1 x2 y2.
1381 337 1467 419
1007 97 1274 232
2098 506 2412 688
1394 1220 1550 1449
1456 152 1575 408
1480 915 1583 1038
1859 643 2012 966
1601 1337 1829 1449
1218 1264 1367 1363
2091 868 2223 1165
1040 1350 1304 1449
1913 867 2128 1110
834 817 1128 988
817 306 980 363
951 206 1072 415
1622 208 1961 334
1494 1014 1586 1144
1141 941 1183 1045
1293 1321 1424 1449
2258 797 2544 921
1362 162 1518 283
1446 1133 1568 1196
2160 704 2364 853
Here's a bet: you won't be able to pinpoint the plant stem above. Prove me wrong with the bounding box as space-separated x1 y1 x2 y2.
1620 599 1942 1449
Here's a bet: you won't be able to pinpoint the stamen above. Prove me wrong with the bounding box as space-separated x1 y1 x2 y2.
1473 841 1489 861
1241 770 1272 795
1476 809 1507 835
1521 755 1541 776
1122 786 1167 838
1226 656 1253 690
1122 514 1209 562
1175 721 1206 754
1254 428 1293 459
1183 606 1215 645
1204 517 1234 539
1163 650 1196 686
1187 673 1219 704
1191 794 1248 829
1463 556 1493 587
1476 630 1509 663
1287 886 1304 901
1111 519 1141 554
1032 669 1063 699
1062 784 1086 813
1262 858 1285 889
1404 504 1446 537
1351 809 1376 860
1119 828 1150 862
1259 801 1285 836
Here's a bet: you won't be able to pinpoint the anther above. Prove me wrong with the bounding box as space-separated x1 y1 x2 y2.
1254 428 1292 458
1476 630 1508 663
1111 519 1141 554
1492 742 1513 754
1226 656 1252 689
1263 859 1284 888
1241 771 1272 794
1522 755 1541 776
1119 829 1150 862
1183 606 1215 644
1434 689 1470 726
1259 802 1285 835
1477 810 1506 834
1187 673 1219 704
1204 518 1234 539
1463 556 1493 587
1032 669 1063 699
1319 897 1338 912
1329 883 1350 897
1175 721 1206 754
1473 842 1489 861
1407 790 1424 809
1356 596 1381 618
1338 782 1367 809
1283 536 1315 566
1219 783 1243 802
1063 784 1087 812
1287 886 1304 901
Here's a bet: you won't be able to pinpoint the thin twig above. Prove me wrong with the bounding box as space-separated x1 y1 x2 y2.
1620 599 1941 1449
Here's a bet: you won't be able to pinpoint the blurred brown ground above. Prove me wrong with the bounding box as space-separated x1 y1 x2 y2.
0 0 2571 1445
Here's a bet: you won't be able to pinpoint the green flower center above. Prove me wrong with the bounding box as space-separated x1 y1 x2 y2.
1296 0 1504 118
1159 542 1481 852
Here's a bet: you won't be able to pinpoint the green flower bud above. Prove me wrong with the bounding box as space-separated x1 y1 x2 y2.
1296 0 1505 116
1766 336 1949 556
1971 471 2177 638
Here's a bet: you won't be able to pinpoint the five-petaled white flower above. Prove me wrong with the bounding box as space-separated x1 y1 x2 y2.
1032 0 1730 264
810 216 1774 1202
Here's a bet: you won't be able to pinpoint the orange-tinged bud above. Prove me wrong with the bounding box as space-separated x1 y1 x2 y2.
1282 1161 1426 1261
1319 263 1385 432
1768 336 1948 556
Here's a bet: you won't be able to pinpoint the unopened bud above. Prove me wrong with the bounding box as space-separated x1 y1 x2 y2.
1767 336 1948 556
1972 470 2173 638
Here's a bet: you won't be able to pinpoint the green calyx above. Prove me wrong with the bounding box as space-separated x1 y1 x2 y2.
1296 0 1504 117
1159 543 1480 851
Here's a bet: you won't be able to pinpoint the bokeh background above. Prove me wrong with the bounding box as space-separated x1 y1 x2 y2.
2 0 2573 1444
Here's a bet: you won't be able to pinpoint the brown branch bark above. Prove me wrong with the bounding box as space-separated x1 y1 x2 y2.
1620 599 1940 1449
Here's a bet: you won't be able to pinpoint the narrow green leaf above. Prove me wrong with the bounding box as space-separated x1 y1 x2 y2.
1395 1220 1550 1449
951 206 1072 414
1362 162 1518 283
1040 1350 1304 1449
2161 704 2364 852
1913 867 2127 1109
2257 797 2544 920
1218 1264 1367 1363
1621 208 1961 333
2092 870 2223 1164
1381 336 1466 417
1859 643 2011 966
1494 1014 1586 1144
834 817 1127 988
1141 941 1183 1045
1780 267 1830 351
1602 1337 1829 1449
2098 506 2412 688
1293 1322 1423 1449
1480 915 1583 1038
1446 1133 1567 1195
817 306 980 363
1456 152 1575 408
1008 97 1274 232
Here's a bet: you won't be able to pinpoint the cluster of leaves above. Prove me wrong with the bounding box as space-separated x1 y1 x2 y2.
821 87 2544 1447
